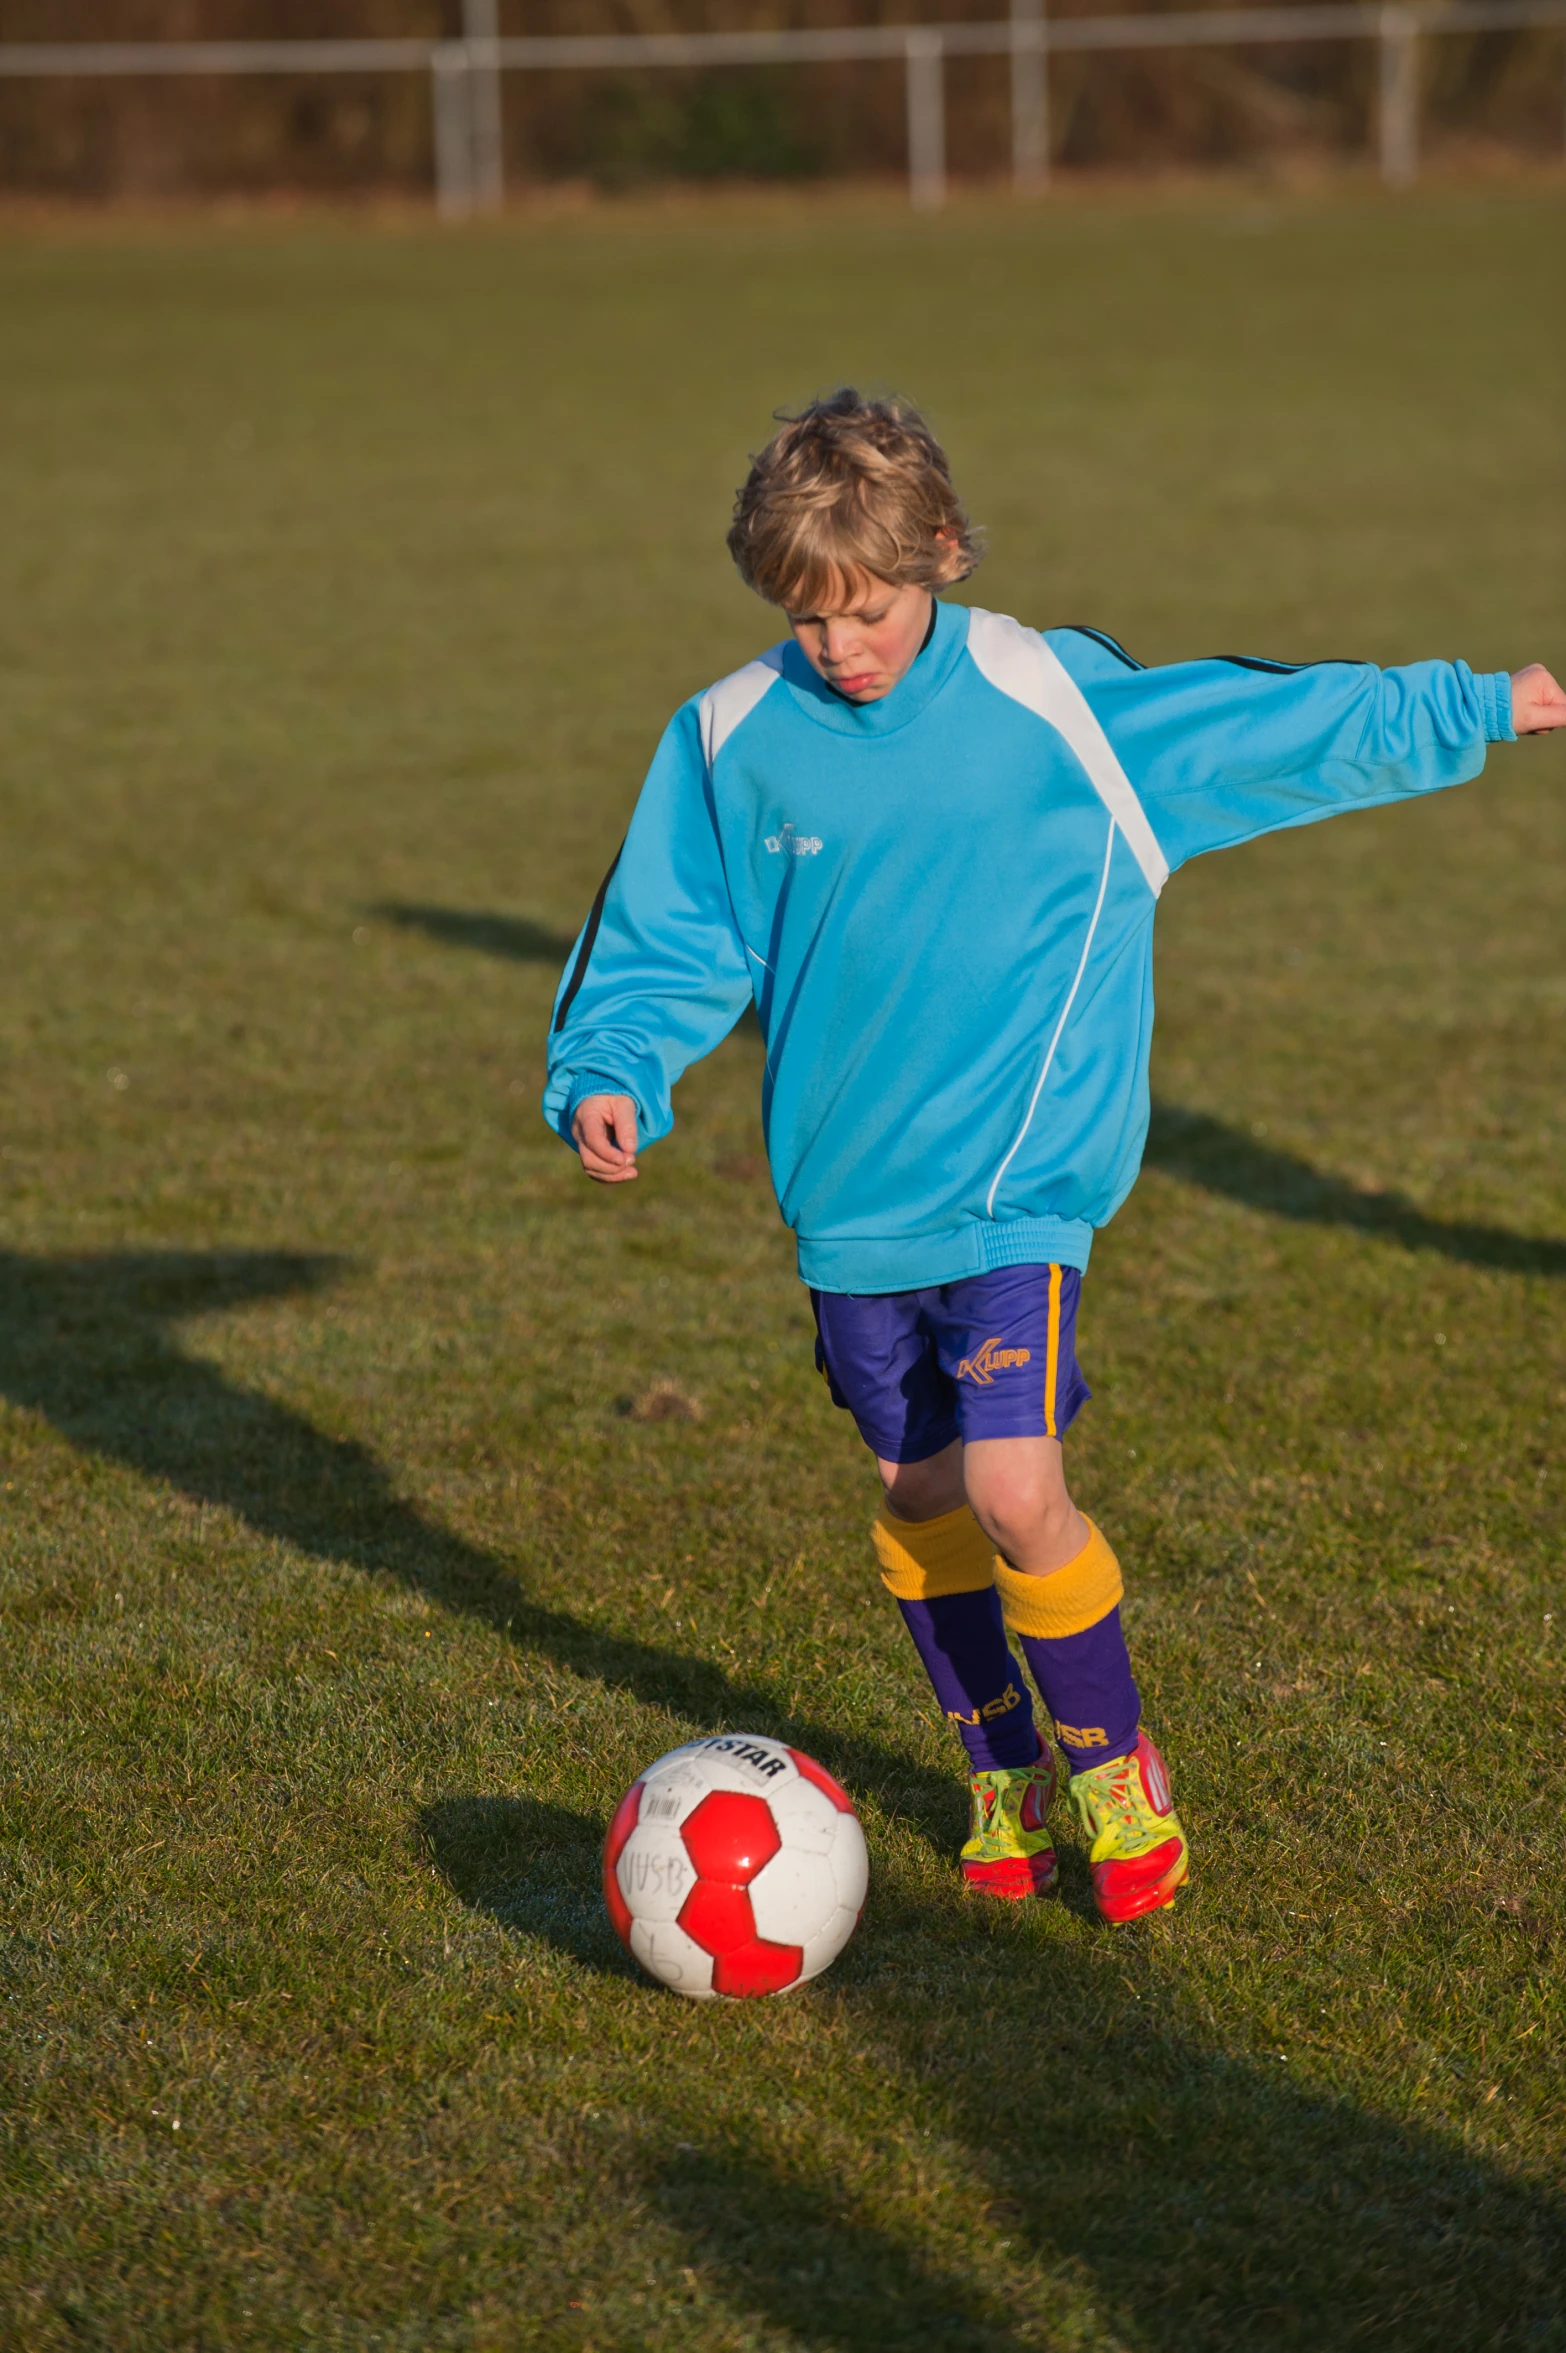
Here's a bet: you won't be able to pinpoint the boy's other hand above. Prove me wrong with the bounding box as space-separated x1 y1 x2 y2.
1511 665 1566 734
572 1093 639 1183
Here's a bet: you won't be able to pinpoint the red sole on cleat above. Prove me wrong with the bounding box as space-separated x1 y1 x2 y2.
962 1851 1059 1901
1097 1853 1189 1925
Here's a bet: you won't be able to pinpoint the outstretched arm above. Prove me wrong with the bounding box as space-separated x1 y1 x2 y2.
1085 646 1541 873
1511 665 1566 734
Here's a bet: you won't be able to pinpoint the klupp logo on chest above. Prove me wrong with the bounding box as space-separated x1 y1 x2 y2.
764 823 823 857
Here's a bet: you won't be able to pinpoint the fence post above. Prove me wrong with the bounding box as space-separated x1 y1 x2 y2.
461 0 504 212
432 43 475 219
1010 0 1048 190
1378 5 1418 186
905 29 946 211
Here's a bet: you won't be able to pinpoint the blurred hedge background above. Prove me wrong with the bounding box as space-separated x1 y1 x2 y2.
0 1 1561 197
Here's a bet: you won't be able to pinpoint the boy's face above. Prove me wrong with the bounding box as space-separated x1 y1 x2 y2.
784 572 935 704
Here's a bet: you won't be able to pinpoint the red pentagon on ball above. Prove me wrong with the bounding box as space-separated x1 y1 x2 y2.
679 1790 780 1882
601 1779 643 1944
676 1878 755 1955
676 1880 802 1997
675 1789 803 1998
710 1935 803 1999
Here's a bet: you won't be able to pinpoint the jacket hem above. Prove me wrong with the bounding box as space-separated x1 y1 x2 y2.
798 1216 1094 1296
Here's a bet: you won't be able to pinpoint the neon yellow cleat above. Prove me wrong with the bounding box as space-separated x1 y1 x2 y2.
961 1739 1059 1900
1069 1731 1189 1924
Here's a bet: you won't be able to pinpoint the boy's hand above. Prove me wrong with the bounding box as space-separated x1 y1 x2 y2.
571 1093 639 1183
1511 665 1566 735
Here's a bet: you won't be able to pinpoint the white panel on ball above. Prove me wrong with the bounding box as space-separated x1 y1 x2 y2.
800 1905 859 1982
615 1825 697 1924
630 1915 716 1997
634 1770 707 1832
765 1780 839 1854
748 1846 840 1946
672 1734 800 1795
828 1817 870 1913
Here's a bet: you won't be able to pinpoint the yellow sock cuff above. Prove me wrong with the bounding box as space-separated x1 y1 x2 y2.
993 1520 1124 1640
872 1503 997 1601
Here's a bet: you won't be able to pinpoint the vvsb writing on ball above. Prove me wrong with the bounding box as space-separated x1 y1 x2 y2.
603 1734 869 1999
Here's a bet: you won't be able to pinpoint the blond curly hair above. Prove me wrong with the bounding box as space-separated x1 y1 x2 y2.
727 389 983 612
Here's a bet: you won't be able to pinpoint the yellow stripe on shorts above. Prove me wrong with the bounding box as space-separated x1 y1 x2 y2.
1043 1262 1063 1438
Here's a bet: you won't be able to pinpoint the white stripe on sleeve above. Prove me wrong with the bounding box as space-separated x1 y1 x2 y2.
698 647 786 769
965 608 1169 896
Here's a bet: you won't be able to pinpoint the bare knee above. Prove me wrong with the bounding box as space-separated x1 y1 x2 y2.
975 1473 1074 1560
878 1439 964 1523
964 1437 1087 1575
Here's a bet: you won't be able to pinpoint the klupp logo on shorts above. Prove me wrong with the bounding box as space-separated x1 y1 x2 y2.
955 1336 1032 1385
764 823 823 857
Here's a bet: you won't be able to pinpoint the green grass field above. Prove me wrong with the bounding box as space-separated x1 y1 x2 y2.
2 178 1564 2351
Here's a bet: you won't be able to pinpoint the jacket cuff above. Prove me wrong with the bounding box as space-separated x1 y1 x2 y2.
1479 669 1515 743
565 1071 640 1120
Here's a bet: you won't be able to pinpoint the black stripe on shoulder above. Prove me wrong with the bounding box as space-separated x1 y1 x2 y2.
1059 624 1145 671
1214 654 1364 674
552 843 624 1036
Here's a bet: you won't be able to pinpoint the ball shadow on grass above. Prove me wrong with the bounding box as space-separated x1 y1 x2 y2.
418 1793 638 1982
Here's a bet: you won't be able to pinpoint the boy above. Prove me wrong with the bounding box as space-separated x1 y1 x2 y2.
545 390 1564 1924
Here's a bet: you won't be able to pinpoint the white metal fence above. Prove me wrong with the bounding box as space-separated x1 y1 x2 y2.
2 0 1563 215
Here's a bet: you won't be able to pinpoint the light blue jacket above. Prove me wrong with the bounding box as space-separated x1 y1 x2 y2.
544 601 1513 1293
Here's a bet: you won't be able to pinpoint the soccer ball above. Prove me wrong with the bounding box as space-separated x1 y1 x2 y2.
602 1732 868 1999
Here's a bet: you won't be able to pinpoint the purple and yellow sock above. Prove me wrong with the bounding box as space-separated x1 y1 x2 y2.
993 1521 1140 1776
872 1502 1039 1773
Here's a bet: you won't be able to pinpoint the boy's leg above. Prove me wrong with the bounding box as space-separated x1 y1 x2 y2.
964 1435 1140 1772
811 1291 1058 1899
929 1269 1190 1924
812 1291 1037 1773
871 1439 1038 1775
964 1434 1188 1924
870 1465 1059 1901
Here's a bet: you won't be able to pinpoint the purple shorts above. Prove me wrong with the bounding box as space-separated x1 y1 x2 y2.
810 1264 1090 1464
